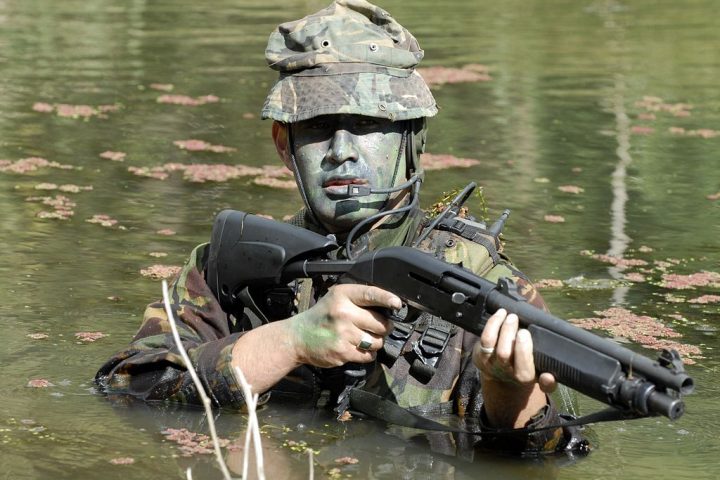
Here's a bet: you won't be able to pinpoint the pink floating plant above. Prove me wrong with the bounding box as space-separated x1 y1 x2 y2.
558 185 584 194
544 215 565 223
75 331 107 342
421 153 480 170
631 125 655 135
27 379 54 388
149 83 174 92
173 139 237 153
417 64 491 87
140 265 181 280
157 94 219 106
571 307 701 364
661 271 720 289
688 295 720 304
533 279 564 289
100 151 127 162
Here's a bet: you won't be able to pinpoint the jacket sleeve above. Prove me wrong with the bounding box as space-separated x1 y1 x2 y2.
95 243 250 408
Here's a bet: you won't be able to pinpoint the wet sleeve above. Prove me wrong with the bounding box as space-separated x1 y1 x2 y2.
474 398 589 454
453 332 586 454
94 243 252 409
452 251 588 453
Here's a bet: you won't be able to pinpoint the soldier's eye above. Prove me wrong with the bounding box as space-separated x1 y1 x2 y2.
295 119 332 136
310 122 329 130
355 118 381 129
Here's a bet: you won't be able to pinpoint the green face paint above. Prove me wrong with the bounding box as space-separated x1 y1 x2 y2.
291 114 405 233
290 309 340 351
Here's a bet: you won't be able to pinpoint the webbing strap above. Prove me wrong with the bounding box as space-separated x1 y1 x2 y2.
382 321 414 361
437 217 501 264
349 389 466 432
349 389 637 436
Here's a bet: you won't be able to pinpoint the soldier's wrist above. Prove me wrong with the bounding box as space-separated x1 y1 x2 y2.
481 381 547 428
282 317 309 366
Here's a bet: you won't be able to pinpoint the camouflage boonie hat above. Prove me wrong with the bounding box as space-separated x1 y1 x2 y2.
261 0 438 123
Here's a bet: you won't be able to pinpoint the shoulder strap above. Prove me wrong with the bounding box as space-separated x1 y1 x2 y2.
349 389 636 435
436 216 501 264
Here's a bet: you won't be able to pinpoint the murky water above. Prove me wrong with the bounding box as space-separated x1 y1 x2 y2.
1 0 718 478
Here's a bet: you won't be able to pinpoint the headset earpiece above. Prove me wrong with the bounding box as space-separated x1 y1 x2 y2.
406 118 427 178
413 117 427 155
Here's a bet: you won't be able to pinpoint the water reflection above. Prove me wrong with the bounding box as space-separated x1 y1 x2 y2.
101 399 584 480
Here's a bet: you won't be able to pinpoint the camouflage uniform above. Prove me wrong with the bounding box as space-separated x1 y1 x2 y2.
96 0 586 455
96 208 583 453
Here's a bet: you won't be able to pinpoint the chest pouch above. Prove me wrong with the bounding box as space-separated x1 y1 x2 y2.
380 230 460 384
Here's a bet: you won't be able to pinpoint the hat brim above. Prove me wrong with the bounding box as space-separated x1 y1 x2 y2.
261 70 437 123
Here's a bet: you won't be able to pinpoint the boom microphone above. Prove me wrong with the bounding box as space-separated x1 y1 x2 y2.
342 174 421 197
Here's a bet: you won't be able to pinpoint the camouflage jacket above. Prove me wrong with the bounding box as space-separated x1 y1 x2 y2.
95 207 586 455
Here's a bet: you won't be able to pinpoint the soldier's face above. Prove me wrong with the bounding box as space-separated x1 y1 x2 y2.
290 114 405 232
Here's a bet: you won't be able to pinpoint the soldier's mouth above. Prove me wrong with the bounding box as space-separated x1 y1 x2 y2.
323 177 368 195
324 177 367 186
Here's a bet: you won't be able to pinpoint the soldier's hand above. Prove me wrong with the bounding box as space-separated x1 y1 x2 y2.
289 284 399 368
473 308 557 393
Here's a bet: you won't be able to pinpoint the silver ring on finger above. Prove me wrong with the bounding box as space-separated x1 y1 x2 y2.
478 345 495 355
357 332 374 351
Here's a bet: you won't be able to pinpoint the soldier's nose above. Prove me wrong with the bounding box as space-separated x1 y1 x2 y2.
326 130 359 165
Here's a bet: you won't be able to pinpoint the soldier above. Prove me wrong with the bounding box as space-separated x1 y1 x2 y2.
96 0 583 454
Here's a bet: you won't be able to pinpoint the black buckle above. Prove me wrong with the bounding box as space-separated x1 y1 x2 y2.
450 219 466 234
383 321 415 362
410 323 452 383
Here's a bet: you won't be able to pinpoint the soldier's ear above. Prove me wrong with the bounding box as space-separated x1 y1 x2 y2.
272 121 293 170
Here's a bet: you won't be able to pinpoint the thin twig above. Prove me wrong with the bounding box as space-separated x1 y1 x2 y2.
162 280 233 480
238 373 254 480
233 366 266 480
308 448 314 480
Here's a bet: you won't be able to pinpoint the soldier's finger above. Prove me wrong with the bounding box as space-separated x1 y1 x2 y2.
495 313 519 363
345 330 380 363
355 310 393 336
352 349 377 364
538 373 557 393
513 329 536 383
480 308 507 352
345 285 402 310
353 330 382 352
